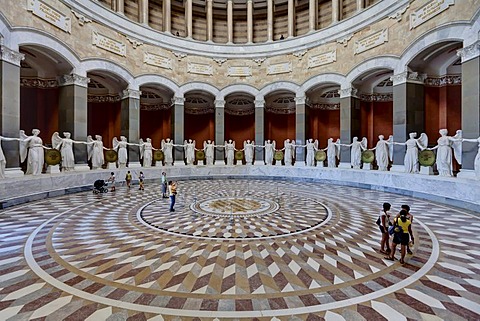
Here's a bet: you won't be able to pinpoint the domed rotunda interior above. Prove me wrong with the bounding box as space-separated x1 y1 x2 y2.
0 0 480 320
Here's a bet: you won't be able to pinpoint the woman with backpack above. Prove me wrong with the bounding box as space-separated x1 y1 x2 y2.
385 209 414 264
377 202 392 255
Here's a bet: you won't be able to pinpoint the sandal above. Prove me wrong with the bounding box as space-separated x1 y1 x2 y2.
407 249 413 255
399 259 405 264
380 250 387 254
384 256 394 261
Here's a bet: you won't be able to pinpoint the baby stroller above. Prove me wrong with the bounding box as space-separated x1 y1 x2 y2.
93 179 108 194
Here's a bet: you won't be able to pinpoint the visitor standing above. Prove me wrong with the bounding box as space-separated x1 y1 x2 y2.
125 170 132 188
386 209 414 264
377 202 392 254
108 172 116 192
169 181 177 212
161 172 168 198
138 171 145 190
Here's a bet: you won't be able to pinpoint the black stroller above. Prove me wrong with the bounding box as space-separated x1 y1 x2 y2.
93 179 108 194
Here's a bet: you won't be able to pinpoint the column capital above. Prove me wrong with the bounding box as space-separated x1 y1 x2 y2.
172 96 185 105
0 45 25 66
457 41 480 63
254 99 265 108
390 71 427 86
215 99 225 108
338 87 358 98
294 96 306 104
57 74 90 87
122 89 142 99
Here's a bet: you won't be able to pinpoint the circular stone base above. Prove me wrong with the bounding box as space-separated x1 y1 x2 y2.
190 197 279 217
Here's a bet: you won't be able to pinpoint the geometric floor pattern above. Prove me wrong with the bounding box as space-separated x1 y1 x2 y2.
1 178 480 320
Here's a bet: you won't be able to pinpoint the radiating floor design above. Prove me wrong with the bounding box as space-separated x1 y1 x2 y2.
0 179 480 320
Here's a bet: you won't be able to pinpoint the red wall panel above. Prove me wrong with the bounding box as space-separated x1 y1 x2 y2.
225 113 255 145
184 113 215 148
140 109 172 148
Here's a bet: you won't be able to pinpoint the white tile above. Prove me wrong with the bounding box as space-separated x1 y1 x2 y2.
2 283 45 301
29 295 72 319
371 301 407 321
405 289 445 309
426 275 465 291
85 307 112 321
449 296 480 314
324 311 346 321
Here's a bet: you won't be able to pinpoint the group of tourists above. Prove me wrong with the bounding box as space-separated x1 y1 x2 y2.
377 202 415 265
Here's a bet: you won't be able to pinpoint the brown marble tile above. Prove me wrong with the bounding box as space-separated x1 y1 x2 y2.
235 299 253 311
200 299 218 311
0 279 37 294
165 297 187 309
306 313 325 321
268 297 288 310
83 282 105 294
394 292 435 314
106 288 129 300
299 294 320 306
443 302 480 320
126 312 147 321
63 303 98 321
220 274 235 293
19 291 62 313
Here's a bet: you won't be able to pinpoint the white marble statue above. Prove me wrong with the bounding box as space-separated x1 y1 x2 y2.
264 140 276 165
19 129 45 176
305 138 319 167
203 140 215 166
429 129 462 177
51 132 81 171
113 136 136 168
244 140 255 165
0 135 20 178
283 139 296 166
161 138 174 166
394 132 428 174
225 140 235 165
463 136 480 179
371 135 393 171
86 135 106 170
325 138 341 168
139 138 154 167
184 139 196 165
342 137 367 169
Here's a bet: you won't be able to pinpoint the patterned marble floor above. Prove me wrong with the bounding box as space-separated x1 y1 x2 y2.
0 179 480 321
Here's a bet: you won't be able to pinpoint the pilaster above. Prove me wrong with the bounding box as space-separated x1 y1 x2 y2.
172 96 185 163
458 43 480 174
295 95 306 165
215 99 225 164
121 89 142 167
254 99 265 164
0 46 24 176
338 87 361 168
57 74 90 170
390 71 426 171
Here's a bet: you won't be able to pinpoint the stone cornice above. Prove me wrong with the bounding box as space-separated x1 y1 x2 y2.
172 97 186 105
57 74 90 87
457 41 480 63
0 45 25 66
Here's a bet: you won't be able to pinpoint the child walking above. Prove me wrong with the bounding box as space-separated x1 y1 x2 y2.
108 172 116 192
125 171 132 188
139 171 145 190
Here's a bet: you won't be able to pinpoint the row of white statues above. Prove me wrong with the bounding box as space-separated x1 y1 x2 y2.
1 129 479 179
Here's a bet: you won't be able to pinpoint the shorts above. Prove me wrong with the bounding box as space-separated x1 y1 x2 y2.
379 226 387 234
393 233 409 246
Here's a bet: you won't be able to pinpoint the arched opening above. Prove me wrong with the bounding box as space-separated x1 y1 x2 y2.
184 90 215 150
264 90 296 150
224 93 255 145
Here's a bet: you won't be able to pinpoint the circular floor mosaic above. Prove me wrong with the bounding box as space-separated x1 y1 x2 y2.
1 178 480 320
140 180 330 239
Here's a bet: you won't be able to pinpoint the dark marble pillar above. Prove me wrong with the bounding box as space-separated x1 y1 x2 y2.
295 95 306 166
338 87 361 168
390 71 427 171
121 89 141 167
214 100 225 165
172 96 185 164
0 46 24 176
58 74 90 170
458 42 480 177
254 99 265 164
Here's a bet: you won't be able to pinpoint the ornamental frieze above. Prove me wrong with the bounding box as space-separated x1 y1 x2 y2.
359 93 393 102
140 103 172 111
88 94 121 103
224 108 255 116
308 103 340 110
265 106 296 114
424 75 462 87
20 77 58 88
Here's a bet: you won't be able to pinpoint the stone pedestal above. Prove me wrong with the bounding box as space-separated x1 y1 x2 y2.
275 161 282 166
214 160 225 165
254 160 265 166
294 162 305 167
236 159 242 165
457 169 478 179
129 161 142 168
420 166 434 175
316 161 324 167
46 165 60 174
338 162 351 169
363 164 372 170
5 168 25 178
108 163 116 169
75 164 91 172
390 164 405 172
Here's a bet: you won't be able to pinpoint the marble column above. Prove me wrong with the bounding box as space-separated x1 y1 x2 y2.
308 0 316 32
267 0 274 41
295 95 306 166
214 100 225 164
57 74 90 171
247 0 253 43
457 41 480 178
227 0 233 43
338 87 361 168
172 96 185 164
163 0 171 33
0 46 24 177
332 0 339 23
390 71 427 171
121 89 142 167
357 0 364 12
254 99 265 165
185 0 193 38
139 0 149 25
288 0 295 38
207 0 213 41
117 0 124 14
